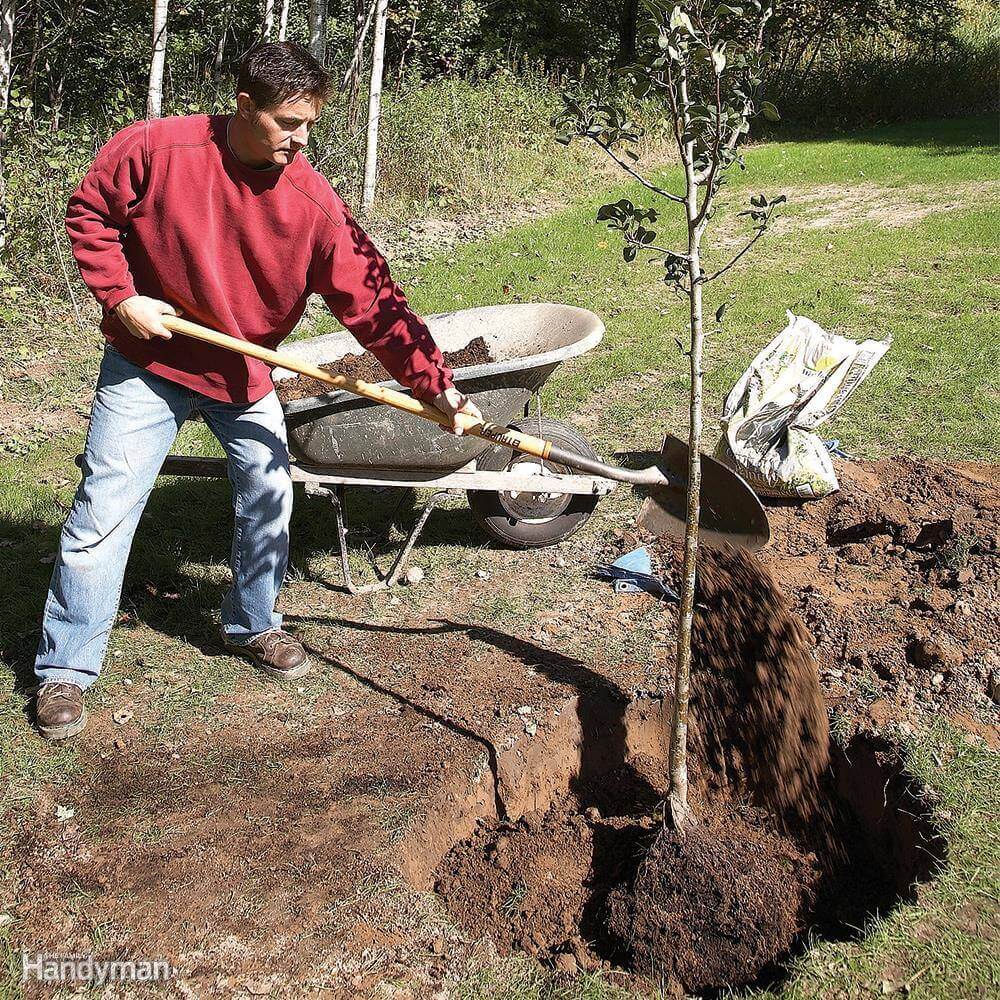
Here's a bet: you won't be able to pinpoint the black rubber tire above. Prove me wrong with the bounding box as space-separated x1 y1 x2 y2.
468 417 602 549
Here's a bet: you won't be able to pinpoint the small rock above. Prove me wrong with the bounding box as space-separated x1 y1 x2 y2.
523 721 537 736
430 936 445 956
583 806 601 823
989 670 1000 705
954 600 973 617
907 636 964 671
554 953 578 974
839 543 870 564
475 570 489 579
955 567 974 585
403 565 425 585
55 804 75 822
516 705 533 716
931 672 945 688
112 709 133 725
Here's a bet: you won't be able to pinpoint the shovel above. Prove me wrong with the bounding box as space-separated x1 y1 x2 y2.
161 315 770 550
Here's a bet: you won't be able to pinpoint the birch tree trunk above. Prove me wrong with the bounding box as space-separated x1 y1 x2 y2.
147 0 169 119
361 0 388 212
0 0 13 111
0 0 12 258
308 0 327 62
264 0 275 40
278 0 290 41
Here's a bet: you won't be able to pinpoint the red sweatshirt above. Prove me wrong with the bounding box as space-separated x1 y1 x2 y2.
65 114 453 405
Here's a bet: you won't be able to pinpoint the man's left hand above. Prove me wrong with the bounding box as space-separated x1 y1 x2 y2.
432 387 483 436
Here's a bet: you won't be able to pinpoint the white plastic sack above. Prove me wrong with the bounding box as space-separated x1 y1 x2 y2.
715 312 890 499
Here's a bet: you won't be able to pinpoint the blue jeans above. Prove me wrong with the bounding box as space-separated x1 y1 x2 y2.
34 343 293 692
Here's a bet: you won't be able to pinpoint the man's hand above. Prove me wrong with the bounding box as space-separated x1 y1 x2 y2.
114 295 181 340
432 386 483 437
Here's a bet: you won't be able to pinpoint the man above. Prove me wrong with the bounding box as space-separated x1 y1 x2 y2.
33 42 481 740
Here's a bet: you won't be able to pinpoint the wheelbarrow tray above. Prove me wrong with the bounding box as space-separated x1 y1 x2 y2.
274 303 604 471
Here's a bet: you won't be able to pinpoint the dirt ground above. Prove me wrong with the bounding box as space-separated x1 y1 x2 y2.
5 458 997 997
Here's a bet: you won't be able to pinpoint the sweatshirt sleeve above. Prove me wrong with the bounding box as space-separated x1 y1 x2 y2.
65 120 150 313
308 207 454 404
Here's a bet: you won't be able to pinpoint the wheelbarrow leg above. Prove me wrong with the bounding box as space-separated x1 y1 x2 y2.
306 483 454 595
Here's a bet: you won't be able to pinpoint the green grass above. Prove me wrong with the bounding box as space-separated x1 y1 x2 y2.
1 116 998 1000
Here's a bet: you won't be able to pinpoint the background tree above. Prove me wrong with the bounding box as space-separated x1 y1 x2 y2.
147 0 169 118
555 0 783 832
309 0 327 61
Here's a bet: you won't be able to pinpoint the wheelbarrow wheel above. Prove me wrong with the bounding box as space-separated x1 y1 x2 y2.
468 417 601 549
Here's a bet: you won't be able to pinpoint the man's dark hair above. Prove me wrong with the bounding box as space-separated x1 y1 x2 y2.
236 42 332 109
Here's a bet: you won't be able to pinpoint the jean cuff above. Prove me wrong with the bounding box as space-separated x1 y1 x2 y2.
34 667 94 692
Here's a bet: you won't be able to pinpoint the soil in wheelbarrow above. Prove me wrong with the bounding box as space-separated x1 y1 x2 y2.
436 549 843 995
275 336 494 402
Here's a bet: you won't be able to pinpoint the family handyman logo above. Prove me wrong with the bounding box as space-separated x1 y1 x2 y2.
22 952 175 985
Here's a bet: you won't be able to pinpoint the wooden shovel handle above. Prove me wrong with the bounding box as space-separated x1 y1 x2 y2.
161 315 554 460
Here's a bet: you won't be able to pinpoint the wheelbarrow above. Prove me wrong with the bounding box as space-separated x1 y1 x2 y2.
157 303 617 594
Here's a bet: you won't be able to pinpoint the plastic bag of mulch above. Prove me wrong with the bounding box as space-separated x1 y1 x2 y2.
715 312 890 500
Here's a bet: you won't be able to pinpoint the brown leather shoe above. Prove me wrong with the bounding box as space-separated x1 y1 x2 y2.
36 682 87 740
220 628 311 680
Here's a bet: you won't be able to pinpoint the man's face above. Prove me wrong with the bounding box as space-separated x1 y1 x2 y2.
237 93 322 166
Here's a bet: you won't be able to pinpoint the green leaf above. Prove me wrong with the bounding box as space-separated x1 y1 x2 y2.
623 245 637 262
761 101 781 122
715 302 728 323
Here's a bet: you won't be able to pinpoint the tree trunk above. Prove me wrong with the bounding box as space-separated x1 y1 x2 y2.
264 0 275 41
667 65 701 837
278 0 290 41
361 0 388 212
0 0 14 111
0 0 11 260
345 0 377 131
618 0 639 66
147 0 169 119
308 0 327 62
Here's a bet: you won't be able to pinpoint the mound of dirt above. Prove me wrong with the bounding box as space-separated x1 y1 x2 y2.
275 336 493 402
606 804 821 994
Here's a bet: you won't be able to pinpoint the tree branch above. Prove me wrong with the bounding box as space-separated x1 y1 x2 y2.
703 226 766 283
591 137 686 204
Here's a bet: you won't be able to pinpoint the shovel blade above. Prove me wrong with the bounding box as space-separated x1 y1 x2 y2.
637 434 770 550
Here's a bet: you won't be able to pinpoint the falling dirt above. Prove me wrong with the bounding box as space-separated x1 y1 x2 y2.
275 336 494 402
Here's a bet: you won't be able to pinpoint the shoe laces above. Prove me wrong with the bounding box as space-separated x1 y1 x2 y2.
40 682 81 704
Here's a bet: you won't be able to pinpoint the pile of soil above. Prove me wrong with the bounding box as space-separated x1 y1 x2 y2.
275 336 493 402
761 460 999 736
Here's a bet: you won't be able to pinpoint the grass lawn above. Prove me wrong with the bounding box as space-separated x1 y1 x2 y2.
1 116 998 999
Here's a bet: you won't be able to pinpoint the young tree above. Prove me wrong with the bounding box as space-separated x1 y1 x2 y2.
555 0 783 833
361 0 388 211
264 0 275 40
147 0 169 118
278 0 291 41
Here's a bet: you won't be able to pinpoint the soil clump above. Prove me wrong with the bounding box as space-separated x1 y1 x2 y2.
606 803 821 994
275 336 493 402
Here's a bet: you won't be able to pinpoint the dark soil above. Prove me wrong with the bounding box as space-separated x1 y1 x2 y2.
275 336 493 402
606 804 822 995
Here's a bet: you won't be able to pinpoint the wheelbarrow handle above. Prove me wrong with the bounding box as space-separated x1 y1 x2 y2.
161 315 562 462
